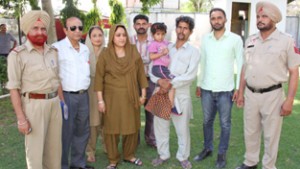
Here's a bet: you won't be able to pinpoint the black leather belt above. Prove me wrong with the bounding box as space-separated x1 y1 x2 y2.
63 90 87 94
246 84 282 93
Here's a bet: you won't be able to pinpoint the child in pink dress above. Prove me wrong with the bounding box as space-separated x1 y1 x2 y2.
148 22 179 115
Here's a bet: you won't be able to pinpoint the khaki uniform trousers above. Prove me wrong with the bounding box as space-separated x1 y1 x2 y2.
105 131 139 165
154 110 191 161
86 124 106 157
22 96 62 169
243 88 284 169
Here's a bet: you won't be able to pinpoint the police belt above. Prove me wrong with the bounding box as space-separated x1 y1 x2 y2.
23 91 58 99
246 84 282 94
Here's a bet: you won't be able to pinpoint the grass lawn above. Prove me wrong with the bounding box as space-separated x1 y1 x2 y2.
1 82 300 169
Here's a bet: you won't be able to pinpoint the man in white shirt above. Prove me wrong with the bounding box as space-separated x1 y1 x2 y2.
52 17 93 169
194 8 243 168
150 16 200 169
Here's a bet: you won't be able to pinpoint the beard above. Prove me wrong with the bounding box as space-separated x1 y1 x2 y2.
27 34 48 46
212 23 224 31
257 22 273 31
136 28 147 34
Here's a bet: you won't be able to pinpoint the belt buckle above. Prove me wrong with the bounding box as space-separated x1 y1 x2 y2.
79 90 85 94
48 92 57 99
253 88 260 93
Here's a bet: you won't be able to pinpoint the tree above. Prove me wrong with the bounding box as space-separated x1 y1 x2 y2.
28 0 40 10
41 0 57 44
108 0 125 24
84 0 101 33
0 0 27 44
60 0 85 27
140 0 161 14
181 0 213 12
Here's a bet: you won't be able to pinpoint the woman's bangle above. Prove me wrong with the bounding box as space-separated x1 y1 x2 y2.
140 96 147 100
17 118 28 126
98 100 104 104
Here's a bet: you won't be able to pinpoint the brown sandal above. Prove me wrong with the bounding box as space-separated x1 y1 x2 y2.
180 160 192 169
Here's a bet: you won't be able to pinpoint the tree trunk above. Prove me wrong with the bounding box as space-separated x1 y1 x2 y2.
41 0 57 44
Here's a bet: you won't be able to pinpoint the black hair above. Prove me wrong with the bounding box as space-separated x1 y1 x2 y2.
65 17 82 28
150 22 167 34
133 14 149 23
175 16 195 31
88 26 103 38
209 8 226 18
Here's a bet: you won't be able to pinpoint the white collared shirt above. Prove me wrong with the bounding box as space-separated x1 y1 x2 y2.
52 37 90 91
149 41 200 117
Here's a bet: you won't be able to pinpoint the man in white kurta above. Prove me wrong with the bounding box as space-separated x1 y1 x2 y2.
150 16 200 169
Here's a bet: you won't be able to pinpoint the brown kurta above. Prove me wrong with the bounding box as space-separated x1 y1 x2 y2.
94 47 148 134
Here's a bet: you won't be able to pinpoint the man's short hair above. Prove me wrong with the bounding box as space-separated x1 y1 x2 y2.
209 8 226 18
133 14 149 24
175 16 195 31
0 24 6 27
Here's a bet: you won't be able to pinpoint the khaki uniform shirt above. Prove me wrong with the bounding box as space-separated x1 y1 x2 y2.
244 29 300 88
6 40 60 94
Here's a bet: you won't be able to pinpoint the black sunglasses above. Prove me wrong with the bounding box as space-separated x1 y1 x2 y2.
68 26 83 31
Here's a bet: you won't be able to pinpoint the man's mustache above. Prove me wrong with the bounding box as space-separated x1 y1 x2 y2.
257 22 264 25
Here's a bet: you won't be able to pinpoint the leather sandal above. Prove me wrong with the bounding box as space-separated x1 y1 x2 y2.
180 160 192 169
124 158 143 166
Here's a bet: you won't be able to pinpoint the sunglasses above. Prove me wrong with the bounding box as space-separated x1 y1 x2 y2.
68 26 83 31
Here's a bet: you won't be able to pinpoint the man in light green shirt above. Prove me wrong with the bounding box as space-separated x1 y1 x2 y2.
194 8 243 168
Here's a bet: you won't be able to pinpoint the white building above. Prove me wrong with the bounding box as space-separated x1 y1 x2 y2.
214 0 287 41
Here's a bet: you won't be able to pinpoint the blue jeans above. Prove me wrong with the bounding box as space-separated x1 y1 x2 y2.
201 89 233 154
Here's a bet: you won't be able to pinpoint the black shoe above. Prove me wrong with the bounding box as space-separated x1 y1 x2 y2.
235 163 258 169
193 148 212 161
215 154 226 168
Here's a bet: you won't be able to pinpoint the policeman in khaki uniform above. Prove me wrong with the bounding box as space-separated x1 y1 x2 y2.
6 10 62 169
236 1 300 169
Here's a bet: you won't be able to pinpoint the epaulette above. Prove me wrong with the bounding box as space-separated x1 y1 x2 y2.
12 45 26 53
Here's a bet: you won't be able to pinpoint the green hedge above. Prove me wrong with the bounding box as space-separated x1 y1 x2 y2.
0 56 8 95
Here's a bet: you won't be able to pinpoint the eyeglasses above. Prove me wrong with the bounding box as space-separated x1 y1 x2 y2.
68 26 83 31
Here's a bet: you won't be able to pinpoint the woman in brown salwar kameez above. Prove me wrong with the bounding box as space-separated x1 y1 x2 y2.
94 24 148 169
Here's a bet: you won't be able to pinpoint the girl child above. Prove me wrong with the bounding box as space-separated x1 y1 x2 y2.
148 22 179 115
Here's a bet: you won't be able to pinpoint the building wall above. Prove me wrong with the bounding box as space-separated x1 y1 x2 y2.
214 0 287 35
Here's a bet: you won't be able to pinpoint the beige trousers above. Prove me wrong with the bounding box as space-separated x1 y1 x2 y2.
86 124 106 157
22 96 62 169
154 111 191 161
243 88 284 169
